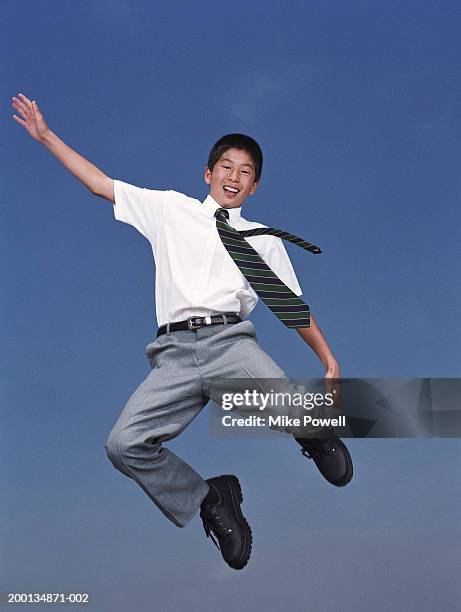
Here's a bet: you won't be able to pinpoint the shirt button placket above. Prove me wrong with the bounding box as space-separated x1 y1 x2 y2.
194 231 218 305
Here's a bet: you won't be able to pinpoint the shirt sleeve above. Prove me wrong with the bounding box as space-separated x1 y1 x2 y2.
113 179 165 241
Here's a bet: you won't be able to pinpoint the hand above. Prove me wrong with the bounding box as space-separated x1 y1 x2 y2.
324 359 341 409
12 93 50 142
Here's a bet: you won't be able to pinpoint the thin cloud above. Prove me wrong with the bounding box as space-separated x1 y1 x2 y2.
223 60 325 122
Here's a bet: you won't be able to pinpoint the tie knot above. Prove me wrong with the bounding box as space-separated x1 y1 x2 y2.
214 208 230 222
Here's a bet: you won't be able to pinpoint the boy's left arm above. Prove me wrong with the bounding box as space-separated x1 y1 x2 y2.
296 314 340 380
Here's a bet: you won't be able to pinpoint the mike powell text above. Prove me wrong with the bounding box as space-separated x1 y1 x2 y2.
221 415 346 428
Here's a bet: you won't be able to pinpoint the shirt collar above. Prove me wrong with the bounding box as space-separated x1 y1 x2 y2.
202 194 242 223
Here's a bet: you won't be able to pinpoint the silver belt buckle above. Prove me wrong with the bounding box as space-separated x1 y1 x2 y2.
187 316 203 330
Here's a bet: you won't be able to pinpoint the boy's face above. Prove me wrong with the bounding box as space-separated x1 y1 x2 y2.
204 148 259 208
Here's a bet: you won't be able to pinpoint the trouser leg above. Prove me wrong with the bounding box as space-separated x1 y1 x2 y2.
105 335 209 527
200 320 323 436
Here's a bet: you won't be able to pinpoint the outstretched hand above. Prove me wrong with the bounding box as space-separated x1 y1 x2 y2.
12 93 50 142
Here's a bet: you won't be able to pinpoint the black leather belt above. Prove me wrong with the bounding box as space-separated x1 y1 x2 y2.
157 313 242 337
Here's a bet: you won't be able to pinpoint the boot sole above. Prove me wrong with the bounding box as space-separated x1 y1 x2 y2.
331 438 353 487
224 475 252 570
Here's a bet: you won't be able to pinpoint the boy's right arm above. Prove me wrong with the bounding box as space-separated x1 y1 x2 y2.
12 93 115 203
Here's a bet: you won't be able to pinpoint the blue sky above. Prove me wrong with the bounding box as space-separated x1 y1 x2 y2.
1 1 460 610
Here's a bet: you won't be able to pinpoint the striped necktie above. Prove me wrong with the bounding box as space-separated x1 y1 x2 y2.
214 208 321 329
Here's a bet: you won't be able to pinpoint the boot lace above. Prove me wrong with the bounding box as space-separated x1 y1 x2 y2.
201 506 233 551
300 435 336 459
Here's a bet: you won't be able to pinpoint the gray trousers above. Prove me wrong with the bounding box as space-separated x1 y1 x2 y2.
105 320 287 527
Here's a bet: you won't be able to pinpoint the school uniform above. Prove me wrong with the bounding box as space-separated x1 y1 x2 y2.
105 181 305 527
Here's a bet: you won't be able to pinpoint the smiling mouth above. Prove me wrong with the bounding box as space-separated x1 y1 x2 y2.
223 185 240 194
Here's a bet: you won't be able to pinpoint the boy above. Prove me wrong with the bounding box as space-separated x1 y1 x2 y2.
12 93 352 571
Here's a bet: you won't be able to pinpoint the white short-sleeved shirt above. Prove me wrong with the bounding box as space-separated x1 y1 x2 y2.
113 180 303 327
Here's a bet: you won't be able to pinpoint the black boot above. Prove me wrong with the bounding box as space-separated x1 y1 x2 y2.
295 428 353 487
200 475 252 570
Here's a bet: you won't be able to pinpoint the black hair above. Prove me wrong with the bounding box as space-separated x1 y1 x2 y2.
207 133 263 182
